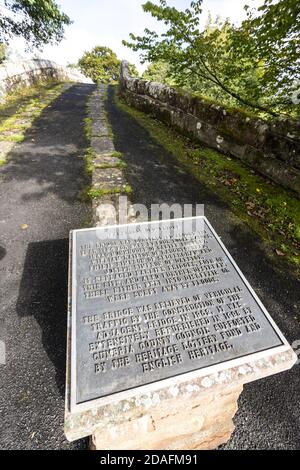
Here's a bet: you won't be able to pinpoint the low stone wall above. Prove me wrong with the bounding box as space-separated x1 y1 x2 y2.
120 61 300 196
0 59 91 100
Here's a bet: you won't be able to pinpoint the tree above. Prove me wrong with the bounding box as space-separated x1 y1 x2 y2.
238 0 300 114
128 62 139 77
0 0 71 49
123 0 300 117
142 60 172 84
78 46 120 84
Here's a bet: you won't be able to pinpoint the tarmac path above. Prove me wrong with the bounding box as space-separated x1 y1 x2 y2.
0 82 299 449
0 83 94 449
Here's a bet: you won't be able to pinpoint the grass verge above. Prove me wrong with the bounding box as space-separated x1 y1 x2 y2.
0 81 67 156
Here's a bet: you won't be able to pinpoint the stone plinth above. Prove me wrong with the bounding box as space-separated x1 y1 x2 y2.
65 332 296 448
90 385 242 450
64 218 297 449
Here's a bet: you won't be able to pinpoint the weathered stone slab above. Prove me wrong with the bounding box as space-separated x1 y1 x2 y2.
0 141 15 160
89 101 104 115
91 136 115 155
67 217 295 415
91 119 109 136
93 154 121 167
92 167 126 190
92 195 137 228
65 345 295 443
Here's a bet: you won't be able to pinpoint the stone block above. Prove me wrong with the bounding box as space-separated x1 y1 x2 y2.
65 347 296 444
91 195 136 227
93 155 121 167
92 167 126 190
90 385 242 450
91 136 115 155
91 119 109 136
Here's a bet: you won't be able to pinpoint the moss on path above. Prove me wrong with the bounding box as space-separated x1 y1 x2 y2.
0 81 68 166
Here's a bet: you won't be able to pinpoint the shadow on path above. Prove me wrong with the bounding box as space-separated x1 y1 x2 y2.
16 238 69 396
1 83 95 203
0 83 94 449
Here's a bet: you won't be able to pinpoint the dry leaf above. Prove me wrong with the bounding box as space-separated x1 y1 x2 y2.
275 249 285 257
20 224 28 230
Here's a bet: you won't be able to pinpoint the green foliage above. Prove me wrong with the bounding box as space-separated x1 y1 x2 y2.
0 133 24 142
239 0 300 116
83 117 92 139
94 161 126 170
84 184 133 200
111 151 123 159
0 0 71 49
84 147 94 176
78 46 120 84
123 0 300 117
142 60 173 84
128 62 139 77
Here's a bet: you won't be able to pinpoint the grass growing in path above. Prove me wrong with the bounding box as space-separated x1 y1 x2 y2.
81 184 133 200
82 87 131 203
0 81 67 154
94 161 127 170
83 117 92 139
115 89 300 274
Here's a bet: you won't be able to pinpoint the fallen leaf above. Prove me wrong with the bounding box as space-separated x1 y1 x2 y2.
20 224 28 230
275 249 285 257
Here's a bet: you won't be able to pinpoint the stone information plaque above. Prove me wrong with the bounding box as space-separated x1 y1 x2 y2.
69 217 286 411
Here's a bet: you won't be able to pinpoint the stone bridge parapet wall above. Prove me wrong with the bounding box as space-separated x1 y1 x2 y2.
120 60 300 196
0 59 92 100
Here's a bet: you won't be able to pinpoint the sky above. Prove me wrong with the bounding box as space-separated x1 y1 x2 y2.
8 0 262 73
